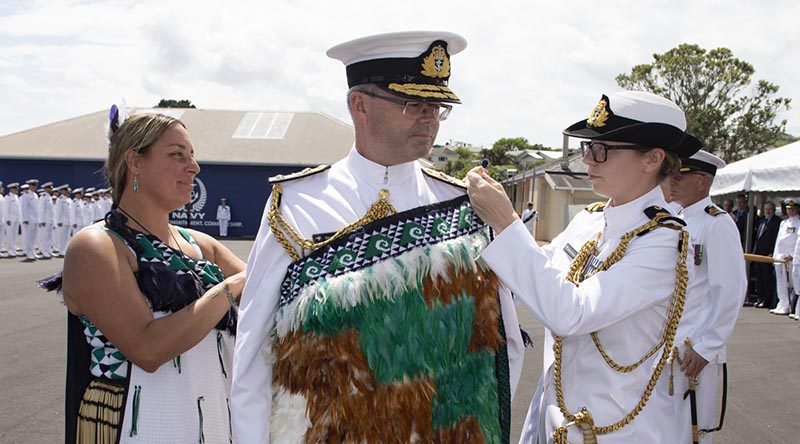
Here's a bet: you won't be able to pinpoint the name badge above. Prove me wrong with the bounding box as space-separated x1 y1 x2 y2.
693 244 704 266
563 243 578 260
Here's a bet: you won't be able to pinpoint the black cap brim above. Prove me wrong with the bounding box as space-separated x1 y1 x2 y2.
563 118 700 157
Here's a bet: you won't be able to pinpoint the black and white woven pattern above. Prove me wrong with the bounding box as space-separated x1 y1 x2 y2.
278 195 487 308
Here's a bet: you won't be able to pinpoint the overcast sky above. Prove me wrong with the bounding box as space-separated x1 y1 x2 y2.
1 0 798 149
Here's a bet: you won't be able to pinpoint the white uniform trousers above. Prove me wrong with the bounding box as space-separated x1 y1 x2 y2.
0 219 5 253
218 220 229 237
56 225 70 254
22 223 38 259
675 362 722 444
774 262 793 314
38 222 53 258
4 222 18 256
792 262 800 314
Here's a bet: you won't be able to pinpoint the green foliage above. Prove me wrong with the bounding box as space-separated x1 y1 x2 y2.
155 99 197 108
616 44 791 161
773 132 798 148
481 137 537 165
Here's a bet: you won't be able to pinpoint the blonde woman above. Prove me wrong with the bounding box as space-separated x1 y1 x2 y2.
42 110 245 443
467 91 700 443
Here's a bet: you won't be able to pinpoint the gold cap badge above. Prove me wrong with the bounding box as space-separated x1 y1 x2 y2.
587 98 610 128
420 44 450 78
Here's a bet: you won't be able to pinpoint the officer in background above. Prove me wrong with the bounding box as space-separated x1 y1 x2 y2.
53 185 72 256
0 181 5 256
98 188 113 215
521 201 538 234
792 223 800 320
20 179 40 261
669 149 747 444
770 200 799 315
216 198 231 237
37 181 55 259
3 183 21 257
82 192 95 227
70 188 85 234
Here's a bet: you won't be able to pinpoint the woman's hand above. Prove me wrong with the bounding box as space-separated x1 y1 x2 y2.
466 167 519 234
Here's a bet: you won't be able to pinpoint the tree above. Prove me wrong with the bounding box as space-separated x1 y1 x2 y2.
443 147 477 180
155 99 197 108
480 137 543 165
616 44 791 161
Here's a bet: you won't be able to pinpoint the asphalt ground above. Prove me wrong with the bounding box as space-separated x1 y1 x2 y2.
1 239 798 443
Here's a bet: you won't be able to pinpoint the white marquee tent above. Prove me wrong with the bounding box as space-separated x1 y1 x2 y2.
711 140 800 195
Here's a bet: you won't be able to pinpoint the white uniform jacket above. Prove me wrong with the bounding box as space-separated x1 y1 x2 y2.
38 194 54 225
676 197 747 364
232 148 524 443
54 196 71 226
481 186 692 444
4 193 21 222
216 205 231 221
773 215 800 260
20 191 39 224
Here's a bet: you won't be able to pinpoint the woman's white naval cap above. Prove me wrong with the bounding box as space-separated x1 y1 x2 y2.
680 149 726 176
564 90 702 157
327 31 467 104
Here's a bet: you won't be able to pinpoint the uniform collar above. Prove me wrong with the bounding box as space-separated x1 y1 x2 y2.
680 195 713 218
603 186 667 232
346 147 418 186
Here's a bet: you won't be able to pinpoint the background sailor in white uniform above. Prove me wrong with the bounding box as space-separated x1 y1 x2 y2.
669 149 747 443
20 179 40 261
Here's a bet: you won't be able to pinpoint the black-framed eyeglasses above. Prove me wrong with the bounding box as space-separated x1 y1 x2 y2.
359 90 453 121
579 141 646 163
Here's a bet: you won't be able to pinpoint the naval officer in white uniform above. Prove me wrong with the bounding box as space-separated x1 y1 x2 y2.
232 31 524 443
468 91 701 443
37 181 55 258
20 179 40 261
669 149 747 443
770 200 799 315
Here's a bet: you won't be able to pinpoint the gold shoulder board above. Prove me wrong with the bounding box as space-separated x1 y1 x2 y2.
705 205 724 217
421 168 467 190
585 201 607 213
269 164 331 184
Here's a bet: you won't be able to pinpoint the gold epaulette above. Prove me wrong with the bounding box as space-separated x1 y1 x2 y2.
268 165 330 184
421 167 467 190
705 205 725 217
585 201 607 213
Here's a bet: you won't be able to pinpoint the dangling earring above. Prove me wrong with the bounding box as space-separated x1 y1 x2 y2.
133 175 139 192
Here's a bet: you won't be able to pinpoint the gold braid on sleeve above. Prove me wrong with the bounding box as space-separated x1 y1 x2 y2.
267 185 397 261
553 215 690 443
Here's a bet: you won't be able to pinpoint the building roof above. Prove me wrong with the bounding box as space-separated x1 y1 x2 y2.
505 151 593 191
0 108 355 166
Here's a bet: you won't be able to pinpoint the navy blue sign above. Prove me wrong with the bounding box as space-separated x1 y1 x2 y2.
0 158 306 238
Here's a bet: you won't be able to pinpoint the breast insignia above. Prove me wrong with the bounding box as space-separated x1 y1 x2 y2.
421 167 467 190
705 205 725 217
269 164 331 184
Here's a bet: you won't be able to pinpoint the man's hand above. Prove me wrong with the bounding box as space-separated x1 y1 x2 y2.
680 348 709 378
465 167 518 233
